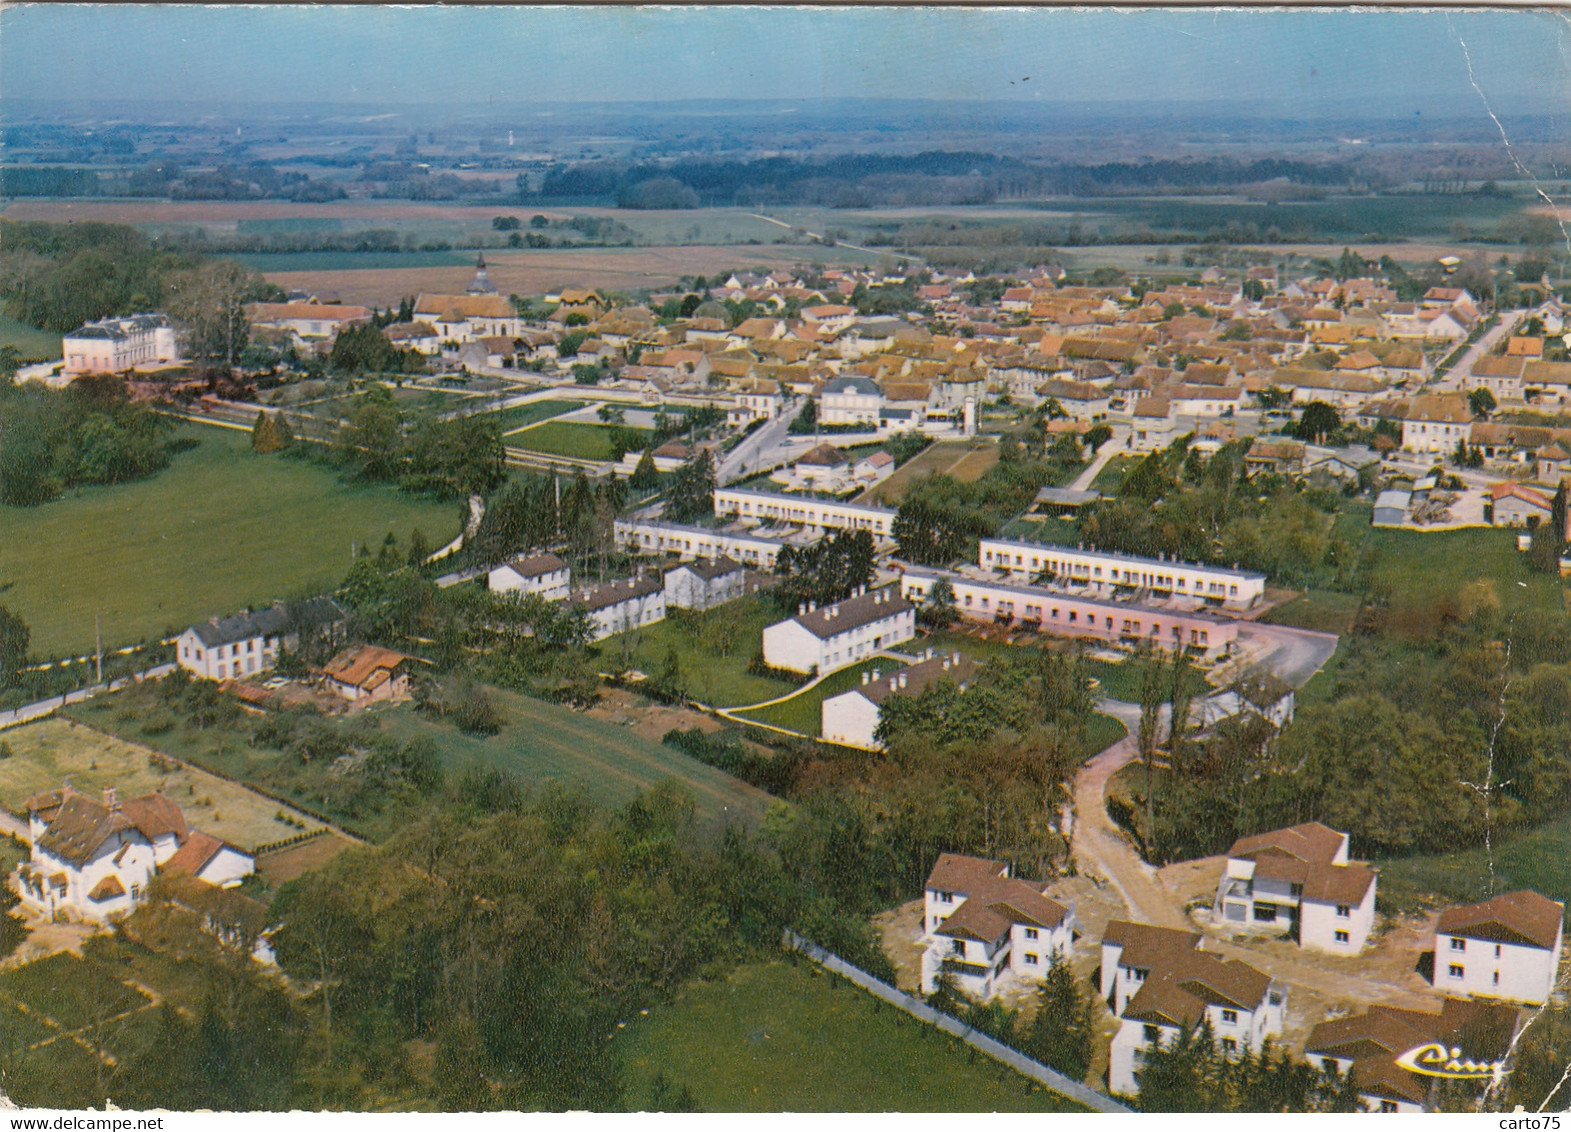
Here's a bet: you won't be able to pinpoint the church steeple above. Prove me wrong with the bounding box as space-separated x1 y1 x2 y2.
467 253 496 295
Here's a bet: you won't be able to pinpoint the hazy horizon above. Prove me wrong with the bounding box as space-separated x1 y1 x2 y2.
3 6 1567 122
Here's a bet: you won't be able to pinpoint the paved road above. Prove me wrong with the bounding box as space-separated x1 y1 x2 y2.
719 402 798 484
0 664 175 732
1067 427 1128 492
1429 307 1524 393
1071 699 1189 929
1221 622 1342 689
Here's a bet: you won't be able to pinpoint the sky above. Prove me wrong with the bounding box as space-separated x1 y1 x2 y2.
1 6 1568 116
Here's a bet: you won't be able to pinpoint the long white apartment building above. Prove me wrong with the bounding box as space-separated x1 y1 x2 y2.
615 518 786 570
900 568 1237 660
715 487 897 539
978 538 1266 611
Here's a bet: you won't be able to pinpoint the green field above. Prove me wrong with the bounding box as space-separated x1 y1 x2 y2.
0 718 324 850
1377 810 1571 915
0 953 149 1032
510 420 651 461
732 657 908 737
1261 589 1363 634
0 425 462 656
620 958 1085 1112
227 249 475 272
374 687 775 835
0 314 62 362
485 399 587 433
1090 454 1143 496
602 596 802 708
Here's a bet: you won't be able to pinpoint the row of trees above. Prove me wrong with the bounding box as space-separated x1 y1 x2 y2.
316 385 507 499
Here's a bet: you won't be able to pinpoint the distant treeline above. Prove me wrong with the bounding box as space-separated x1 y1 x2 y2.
533 154 1368 208
0 162 345 201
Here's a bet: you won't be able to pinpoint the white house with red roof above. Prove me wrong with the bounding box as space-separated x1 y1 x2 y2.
920 853 1074 1000
1433 890 1564 1005
1103 919 1284 1099
1214 822 1377 954
12 785 253 923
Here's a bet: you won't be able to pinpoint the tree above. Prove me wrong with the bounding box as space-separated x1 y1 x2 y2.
665 447 716 524
1136 646 1166 863
1026 957 1097 1081
1468 387 1497 418
1293 401 1341 444
167 259 258 374
250 410 285 454
918 575 958 629
629 447 660 490
788 398 818 434
0 605 28 688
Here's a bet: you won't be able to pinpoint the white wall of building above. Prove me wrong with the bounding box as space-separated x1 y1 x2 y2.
1436 928 1563 1006
978 539 1266 610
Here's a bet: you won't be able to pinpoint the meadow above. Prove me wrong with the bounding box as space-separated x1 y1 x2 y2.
0 314 62 362
619 958 1085 1112
1377 810 1571 913
860 439 999 505
509 420 651 461
731 656 908 737
0 425 462 657
485 398 587 434
0 718 323 851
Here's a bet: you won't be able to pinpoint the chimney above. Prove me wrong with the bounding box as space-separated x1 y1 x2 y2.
890 678 899 692
942 659 950 671
809 601 817 612
861 671 870 685
830 604 839 617
899 671 907 689
872 668 881 682
953 651 961 664
799 603 806 616
103 786 119 812
926 646 934 660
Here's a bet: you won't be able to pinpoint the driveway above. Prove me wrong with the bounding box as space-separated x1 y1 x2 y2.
1069 699 1189 930
1067 427 1128 492
1220 622 1341 689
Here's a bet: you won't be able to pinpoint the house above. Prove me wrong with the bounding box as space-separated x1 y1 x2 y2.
1192 685 1295 733
1213 823 1377 953
175 598 347 682
320 644 413 704
1466 356 1526 402
1037 379 1111 420
411 293 523 343
1105 920 1284 1098
1433 890 1564 1005
900 568 1238 659
13 786 253 923
1360 396 1472 455
1305 998 1520 1113
614 518 786 571
1129 396 1175 451
977 538 1266 610
820 375 884 425
570 575 667 642
1538 443 1571 483
729 378 783 424
663 558 745 611
761 585 916 675
1488 482 1554 529
488 552 571 600
1100 920 1203 1015
244 302 373 348
821 649 975 749
1243 438 1306 478
793 443 851 486
853 450 896 485
920 853 1073 1000
63 314 180 375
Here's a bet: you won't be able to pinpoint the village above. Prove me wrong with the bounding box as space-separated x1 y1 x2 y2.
2 233 1569 1114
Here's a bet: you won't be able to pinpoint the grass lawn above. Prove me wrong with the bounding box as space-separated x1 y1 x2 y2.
1090 454 1143 495
600 596 803 709
1083 656 1209 704
0 425 462 657
732 657 909 738
509 420 651 461
1377 811 1571 915
0 718 324 851
0 315 62 362
620 959 1086 1112
1361 520 1563 621
0 953 148 1031
375 686 775 836
1261 589 1363 634
485 399 587 434
861 440 999 505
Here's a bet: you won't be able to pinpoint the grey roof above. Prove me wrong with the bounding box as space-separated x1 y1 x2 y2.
505 552 567 579
64 313 169 341
786 586 912 641
1374 489 1412 511
1034 487 1102 507
984 537 1267 583
573 574 663 613
822 375 882 397
668 557 743 582
188 597 346 649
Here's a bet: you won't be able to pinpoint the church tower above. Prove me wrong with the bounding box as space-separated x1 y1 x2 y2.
467 253 497 295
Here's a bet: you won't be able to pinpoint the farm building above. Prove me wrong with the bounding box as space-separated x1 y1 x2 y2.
1372 490 1411 527
320 644 413 704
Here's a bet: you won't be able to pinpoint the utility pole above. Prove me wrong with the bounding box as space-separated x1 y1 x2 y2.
95 612 103 685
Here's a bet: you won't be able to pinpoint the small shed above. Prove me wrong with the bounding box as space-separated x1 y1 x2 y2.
1372 489 1411 527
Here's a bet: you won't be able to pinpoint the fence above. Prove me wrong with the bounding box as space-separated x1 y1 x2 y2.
781 930 1131 1114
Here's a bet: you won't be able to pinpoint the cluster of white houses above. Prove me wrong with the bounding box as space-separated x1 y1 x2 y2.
922 827 1563 1112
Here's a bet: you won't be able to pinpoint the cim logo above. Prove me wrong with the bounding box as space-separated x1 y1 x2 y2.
1393 1041 1509 1082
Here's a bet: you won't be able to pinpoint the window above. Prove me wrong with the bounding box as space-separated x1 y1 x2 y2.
1335 930 1350 944
1336 904 1351 918
1024 953 1039 966
1024 928 1038 940
940 891 953 903
1451 938 1466 951
1222 1038 1238 1053
1253 903 1277 922
130 883 142 900
951 940 964 955
1493 971 1500 986
1143 1025 1160 1044
1449 964 1465 979
1380 1101 1398 1114
1221 1009 1238 1024
1495 944 1502 958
